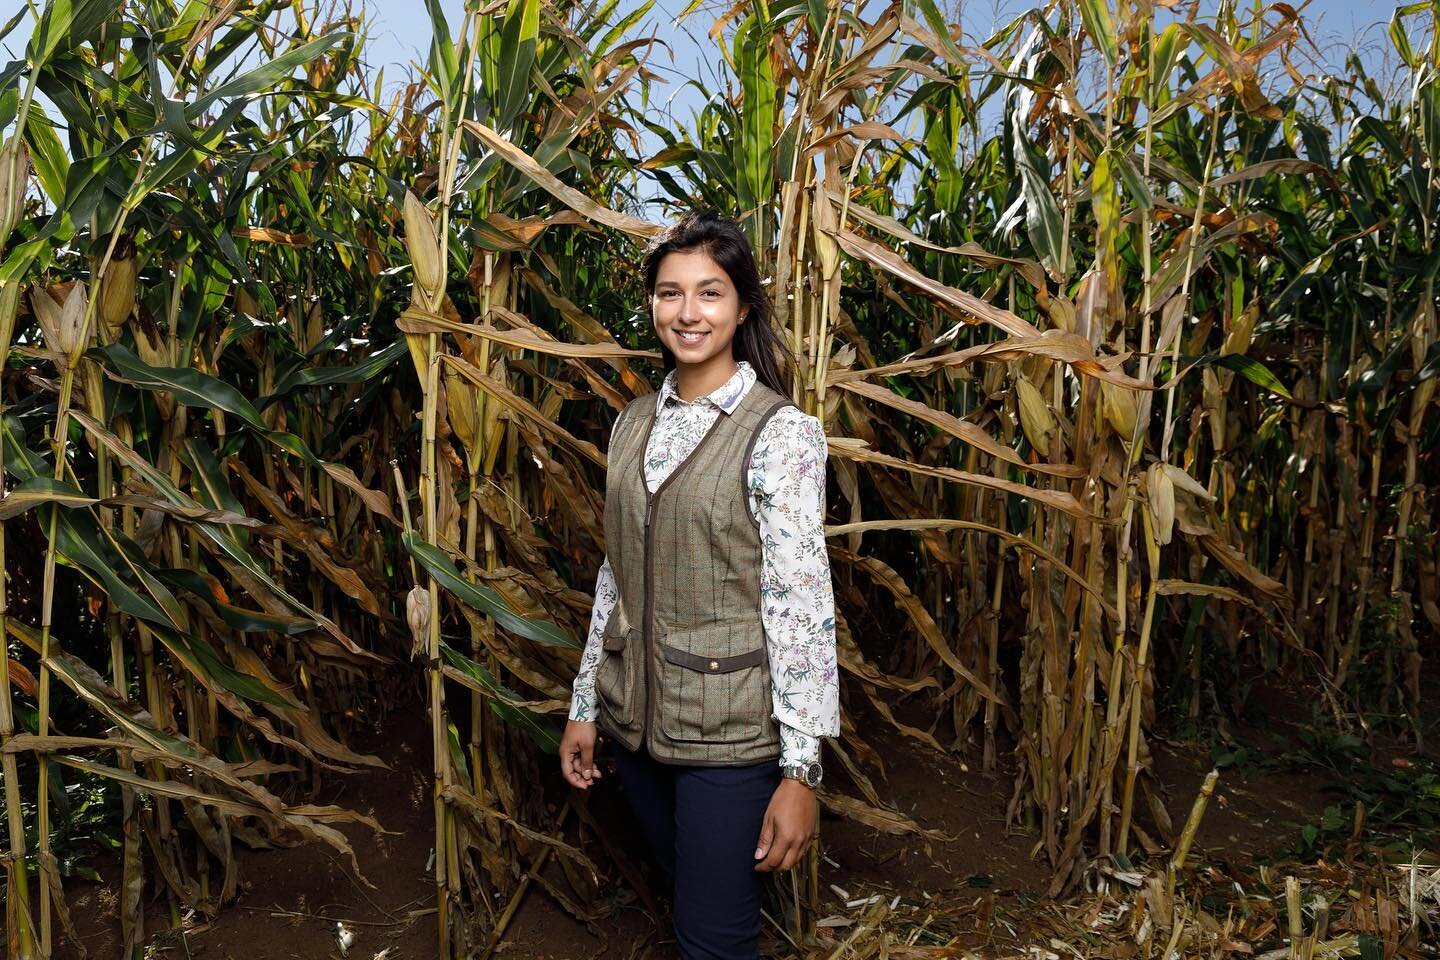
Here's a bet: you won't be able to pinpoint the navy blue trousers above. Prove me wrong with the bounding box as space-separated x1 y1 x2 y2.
612 744 780 960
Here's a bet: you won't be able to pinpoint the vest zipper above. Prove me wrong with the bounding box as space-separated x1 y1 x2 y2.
641 491 655 749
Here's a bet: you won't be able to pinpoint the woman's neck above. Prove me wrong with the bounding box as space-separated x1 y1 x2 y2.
674 356 740 403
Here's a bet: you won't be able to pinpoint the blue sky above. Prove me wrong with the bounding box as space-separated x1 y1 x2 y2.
0 0 1406 147
355 0 1399 126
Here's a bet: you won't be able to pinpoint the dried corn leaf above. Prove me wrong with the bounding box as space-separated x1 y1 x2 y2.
818 788 950 841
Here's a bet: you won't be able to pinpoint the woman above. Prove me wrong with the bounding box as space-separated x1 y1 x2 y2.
559 211 840 959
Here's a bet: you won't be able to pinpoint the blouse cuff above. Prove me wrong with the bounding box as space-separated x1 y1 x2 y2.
779 726 821 767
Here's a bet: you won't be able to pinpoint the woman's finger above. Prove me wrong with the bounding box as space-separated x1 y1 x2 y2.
779 837 807 871
560 744 588 789
754 812 775 864
762 838 791 872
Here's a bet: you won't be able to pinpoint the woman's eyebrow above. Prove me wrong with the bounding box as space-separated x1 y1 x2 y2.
655 277 727 288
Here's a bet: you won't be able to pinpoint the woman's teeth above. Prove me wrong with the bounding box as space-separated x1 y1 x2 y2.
676 331 708 344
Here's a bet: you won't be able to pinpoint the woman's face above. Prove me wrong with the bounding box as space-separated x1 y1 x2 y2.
651 249 746 371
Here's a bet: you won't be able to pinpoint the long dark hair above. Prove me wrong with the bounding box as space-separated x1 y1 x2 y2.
639 211 791 397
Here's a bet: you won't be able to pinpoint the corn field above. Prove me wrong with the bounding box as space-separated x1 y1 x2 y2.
0 0 1436 956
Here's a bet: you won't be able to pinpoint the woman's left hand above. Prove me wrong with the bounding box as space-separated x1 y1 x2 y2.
754 778 817 872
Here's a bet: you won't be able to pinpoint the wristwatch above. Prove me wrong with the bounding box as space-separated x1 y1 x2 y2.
780 760 823 788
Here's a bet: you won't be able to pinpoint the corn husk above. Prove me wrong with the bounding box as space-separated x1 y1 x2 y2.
1016 375 1056 457
480 355 508 475
1162 462 1214 502
131 313 169 368
1221 299 1259 356
1202 366 1225 450
406 586 431 660
445 366 479 463
234 287 259 320
811 187 841 281
1046 293 1077 333
403 191 443 300
303 301 323 353
31 282 89 364
401 285 438 383
130 309 175 418
1100 380 1138 438
79 360 105 419
1147 462 1176 545
232 287 266 362
0 136 29 243
0 281 19 369
99 235 138 341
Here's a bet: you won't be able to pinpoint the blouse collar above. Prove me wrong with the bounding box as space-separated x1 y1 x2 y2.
657 361 756 416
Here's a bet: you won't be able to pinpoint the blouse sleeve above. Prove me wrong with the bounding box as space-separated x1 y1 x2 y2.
568 410 626 723
748 406 841 767
567 555 616 723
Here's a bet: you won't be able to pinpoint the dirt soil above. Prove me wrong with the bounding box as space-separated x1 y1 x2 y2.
52 675 1433 960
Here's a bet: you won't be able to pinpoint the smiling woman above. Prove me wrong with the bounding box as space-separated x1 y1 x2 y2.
560 212 840 959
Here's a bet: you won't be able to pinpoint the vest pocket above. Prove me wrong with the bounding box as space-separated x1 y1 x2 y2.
658 642 768 744
595 623 641 728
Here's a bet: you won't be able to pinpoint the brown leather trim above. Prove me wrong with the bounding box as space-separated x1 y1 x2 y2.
742 397 795 530
602 629 627 652
662 642 765 674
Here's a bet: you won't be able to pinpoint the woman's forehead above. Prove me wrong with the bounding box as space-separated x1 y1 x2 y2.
655 249 731 285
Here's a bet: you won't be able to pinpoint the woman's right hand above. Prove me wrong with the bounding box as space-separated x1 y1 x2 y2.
559 720 602 789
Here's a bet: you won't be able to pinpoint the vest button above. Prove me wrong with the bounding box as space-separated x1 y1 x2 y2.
709 660 719 670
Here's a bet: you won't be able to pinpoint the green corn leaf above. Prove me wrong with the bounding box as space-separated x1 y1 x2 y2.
403 532 577 650
68 411 342 637
52 508 179 628
1011 125 1065 276
266 340 407 397
27 0 122 68
1078 0 1117 67
446 722 473 792
733 14 777 227
424 0 458 105
442 643 561 754
190 33 350 116
1389 11 1416 67
41 649 203 759
0 476 97 519
150 624 298 710
492 0 540 131
21 105 71 203
1201 354 1293 399
95 342 268 430
158 567 316 638
93 342 319 462
181 439 249 525
0 8 26 47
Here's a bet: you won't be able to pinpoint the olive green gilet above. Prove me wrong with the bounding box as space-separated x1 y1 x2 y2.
594 380 792 765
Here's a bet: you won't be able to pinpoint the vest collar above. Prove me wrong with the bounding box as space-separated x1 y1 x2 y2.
657 360 756 416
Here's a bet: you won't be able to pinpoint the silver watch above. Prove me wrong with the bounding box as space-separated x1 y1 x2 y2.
780 760 823 788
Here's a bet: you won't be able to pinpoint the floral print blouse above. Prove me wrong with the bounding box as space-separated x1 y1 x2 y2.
568 361 840 766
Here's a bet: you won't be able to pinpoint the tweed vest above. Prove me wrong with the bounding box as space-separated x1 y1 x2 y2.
593 379 792 765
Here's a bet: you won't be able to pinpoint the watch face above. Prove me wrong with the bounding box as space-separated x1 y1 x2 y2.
805 762 823 787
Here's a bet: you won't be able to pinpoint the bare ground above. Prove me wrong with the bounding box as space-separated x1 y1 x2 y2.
51 674 1435 960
